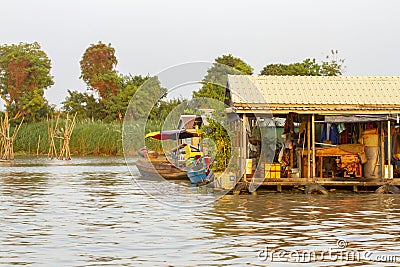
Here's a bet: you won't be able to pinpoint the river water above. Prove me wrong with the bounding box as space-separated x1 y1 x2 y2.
1 157 400 266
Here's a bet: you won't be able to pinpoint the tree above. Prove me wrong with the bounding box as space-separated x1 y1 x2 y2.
65 74 167 122
320 50 345 76
62 89 104 120
0 42 54 119
148 98 185 124
102 75 151 121
193 54 253 102
79 42 120 99
260 50 345 76
191 54 252 171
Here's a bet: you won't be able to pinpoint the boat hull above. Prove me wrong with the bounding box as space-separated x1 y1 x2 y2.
187 169 207 184
135 157 188 180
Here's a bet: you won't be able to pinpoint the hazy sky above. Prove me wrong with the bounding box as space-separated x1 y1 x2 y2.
1 0 400 107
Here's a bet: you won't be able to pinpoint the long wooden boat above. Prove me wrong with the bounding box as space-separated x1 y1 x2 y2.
136 129 203 180
135 156 188 180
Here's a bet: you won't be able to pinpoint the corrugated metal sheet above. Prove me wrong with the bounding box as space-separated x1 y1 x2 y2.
227 75 400 113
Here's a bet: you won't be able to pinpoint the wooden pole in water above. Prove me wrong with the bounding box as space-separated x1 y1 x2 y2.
10 118 24 160
36 135 40 156
0 112 9 160
47 113 60 159
0 115 5 158
57 112 77 160
388 119 392 179
0 111 23 160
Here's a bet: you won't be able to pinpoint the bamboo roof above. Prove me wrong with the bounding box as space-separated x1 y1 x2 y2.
226 75 400 114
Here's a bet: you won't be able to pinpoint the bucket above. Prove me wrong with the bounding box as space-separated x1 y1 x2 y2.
362 134 378 146
358 151 367 164
364 146 381 179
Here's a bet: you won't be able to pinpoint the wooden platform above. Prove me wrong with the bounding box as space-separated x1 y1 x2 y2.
241 177 400 193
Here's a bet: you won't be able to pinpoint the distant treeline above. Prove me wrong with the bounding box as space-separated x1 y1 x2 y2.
2 41 344 161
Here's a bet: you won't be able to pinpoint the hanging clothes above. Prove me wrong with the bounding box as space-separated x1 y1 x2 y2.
339 123 349 144
329 123 339 145
321 123 329 143
321 123 339 145
284 113 295 135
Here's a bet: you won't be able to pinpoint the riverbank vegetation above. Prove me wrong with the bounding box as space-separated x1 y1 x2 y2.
0 41 344 159
14 120 122 156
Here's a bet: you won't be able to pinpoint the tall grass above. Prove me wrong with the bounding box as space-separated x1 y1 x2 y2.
14 120 123 156
14 121 49 155
71 121 122 155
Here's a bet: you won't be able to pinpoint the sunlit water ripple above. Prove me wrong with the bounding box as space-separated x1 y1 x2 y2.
1 157 400 266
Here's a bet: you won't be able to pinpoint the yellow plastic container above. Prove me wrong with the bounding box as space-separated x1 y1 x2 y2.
265 163 281 178
246 159 253 174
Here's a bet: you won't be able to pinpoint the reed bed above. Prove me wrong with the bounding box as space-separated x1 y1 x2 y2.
14 120 123 156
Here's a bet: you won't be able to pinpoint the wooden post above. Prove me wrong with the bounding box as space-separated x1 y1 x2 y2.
277 185 282 193
381 121 385 182
312 114 316 180
242 113 247 159
36 135 40 156
242 113 247 178
0 111 23 160
307 115 311 180
47 113 60 159
388 119 392 179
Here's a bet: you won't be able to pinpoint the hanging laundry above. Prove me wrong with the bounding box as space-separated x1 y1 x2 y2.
337 123 346 133
330 123 339 145
321 123 339 145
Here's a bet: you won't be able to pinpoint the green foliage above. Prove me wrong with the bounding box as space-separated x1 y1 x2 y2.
320 50 346 76
129 76 167 121
79 41 169 122
64 74 167 122
193 54 253 102
102 74 151 121
201 118 231 171
13 120 49 154
191 54 252 170
216 54 253 75
71 121 122 155
260 58 321 76
62 89 104 120
148 98 185 125
0 42 54 120
260 50 345 76
16 89 55 121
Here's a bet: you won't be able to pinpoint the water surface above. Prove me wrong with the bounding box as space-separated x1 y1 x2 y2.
1 157 400 266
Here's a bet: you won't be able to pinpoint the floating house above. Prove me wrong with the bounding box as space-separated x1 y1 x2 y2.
225 75 400 193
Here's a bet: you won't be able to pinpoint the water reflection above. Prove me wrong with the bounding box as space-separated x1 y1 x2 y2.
1 157 400 266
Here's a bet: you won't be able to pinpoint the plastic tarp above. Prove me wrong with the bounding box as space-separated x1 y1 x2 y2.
324 115 399 123
145 129 199 140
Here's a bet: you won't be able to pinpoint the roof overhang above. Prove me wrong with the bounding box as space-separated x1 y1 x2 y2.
233 104 400 115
